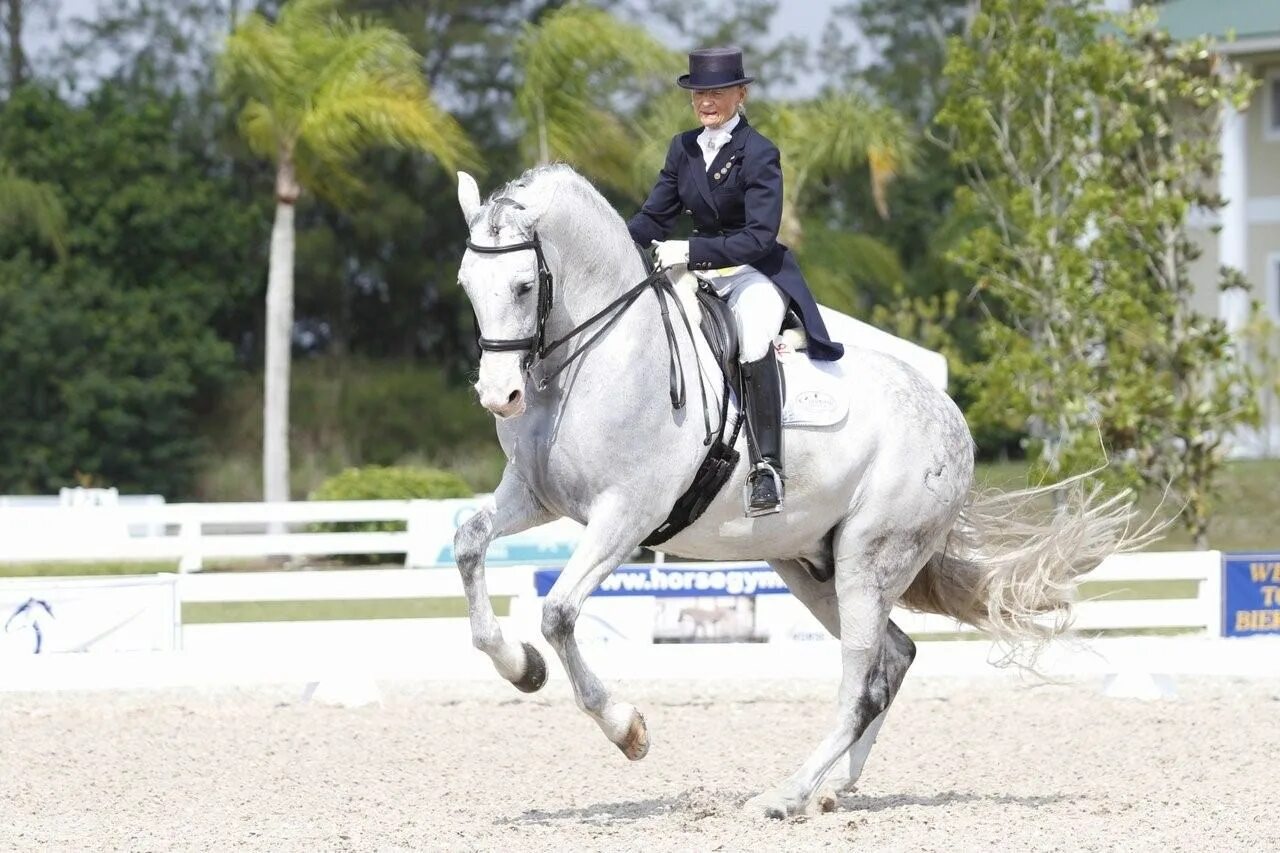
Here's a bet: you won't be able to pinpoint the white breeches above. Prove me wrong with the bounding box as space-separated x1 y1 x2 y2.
704 265 788 363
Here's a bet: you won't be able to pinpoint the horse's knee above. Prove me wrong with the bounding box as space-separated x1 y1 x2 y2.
541 596 576 646
454 509 493 575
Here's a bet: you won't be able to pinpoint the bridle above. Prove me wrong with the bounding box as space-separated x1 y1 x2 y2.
464 216 721 444
466 232 555 358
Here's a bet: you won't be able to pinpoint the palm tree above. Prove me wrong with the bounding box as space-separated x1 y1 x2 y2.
0 160 66 256
757 92 916 245
219 0 477 504
514 4 678 195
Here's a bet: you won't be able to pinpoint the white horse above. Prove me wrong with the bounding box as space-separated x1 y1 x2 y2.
452 163 1139 818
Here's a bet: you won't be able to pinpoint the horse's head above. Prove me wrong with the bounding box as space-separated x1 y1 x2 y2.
456 170 549 419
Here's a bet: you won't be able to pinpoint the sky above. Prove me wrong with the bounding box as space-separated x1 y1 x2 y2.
31 0 848 73
24 0 1143 101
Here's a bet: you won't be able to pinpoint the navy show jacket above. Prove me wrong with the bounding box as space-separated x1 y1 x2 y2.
626 116 844 361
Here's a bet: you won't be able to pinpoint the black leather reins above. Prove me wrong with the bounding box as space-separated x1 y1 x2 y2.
464 232 716 444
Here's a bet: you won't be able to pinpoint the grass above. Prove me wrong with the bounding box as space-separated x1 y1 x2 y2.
975 458 1280 553
183 596 506 624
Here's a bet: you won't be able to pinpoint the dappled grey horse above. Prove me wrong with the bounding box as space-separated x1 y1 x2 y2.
452 163 1139 818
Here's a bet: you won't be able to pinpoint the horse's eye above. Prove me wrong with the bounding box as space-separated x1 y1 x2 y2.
516 282 534 296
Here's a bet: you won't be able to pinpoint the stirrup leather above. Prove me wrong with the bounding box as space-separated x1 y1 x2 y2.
743 461 783 517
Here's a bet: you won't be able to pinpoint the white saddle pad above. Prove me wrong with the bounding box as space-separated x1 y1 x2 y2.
777 339 849 429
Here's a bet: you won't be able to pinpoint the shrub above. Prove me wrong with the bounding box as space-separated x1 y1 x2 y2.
310 465 473 562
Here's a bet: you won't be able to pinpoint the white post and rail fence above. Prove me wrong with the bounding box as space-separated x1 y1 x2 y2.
0 499 1276 692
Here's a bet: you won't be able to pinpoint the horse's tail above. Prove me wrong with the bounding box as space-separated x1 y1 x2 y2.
898 473 1156 651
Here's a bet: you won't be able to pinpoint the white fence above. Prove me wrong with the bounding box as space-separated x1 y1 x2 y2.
2 549 1262 692
0 498 584 571
1 494 1274 693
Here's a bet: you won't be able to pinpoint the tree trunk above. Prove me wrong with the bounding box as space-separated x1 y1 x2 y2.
263 156 299 504
5 0 25 92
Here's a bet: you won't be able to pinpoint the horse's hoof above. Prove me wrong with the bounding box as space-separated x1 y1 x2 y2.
617 709 649 761
745 791 798 820
511 642 547 693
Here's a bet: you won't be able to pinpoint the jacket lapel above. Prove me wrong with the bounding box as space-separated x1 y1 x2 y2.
682 131 717 216
707 117 751 185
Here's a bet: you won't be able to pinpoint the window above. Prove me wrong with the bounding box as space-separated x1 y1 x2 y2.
1271 254 1280 323
1268 70 1280 142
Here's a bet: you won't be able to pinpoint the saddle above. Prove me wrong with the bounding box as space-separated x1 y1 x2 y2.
642 277 809 549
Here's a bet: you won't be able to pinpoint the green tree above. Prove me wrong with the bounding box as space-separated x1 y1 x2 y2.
219 0 476 503
0 84 258 496
939 0 1260 546
937 0 1154 481
1098 20 1258 547
821 0 994 447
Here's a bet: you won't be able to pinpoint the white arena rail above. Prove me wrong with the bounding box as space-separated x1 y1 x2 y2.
0 499 584 571
3 549 1274 693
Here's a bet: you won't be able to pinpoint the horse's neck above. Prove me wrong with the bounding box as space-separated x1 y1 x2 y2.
540 209 643 331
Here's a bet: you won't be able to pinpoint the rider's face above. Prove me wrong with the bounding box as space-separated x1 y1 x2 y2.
691 86 746 129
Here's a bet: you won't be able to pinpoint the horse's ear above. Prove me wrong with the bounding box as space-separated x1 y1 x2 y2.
457 171 482 226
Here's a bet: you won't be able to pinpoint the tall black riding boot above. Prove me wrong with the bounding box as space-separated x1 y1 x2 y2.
740 348 784 517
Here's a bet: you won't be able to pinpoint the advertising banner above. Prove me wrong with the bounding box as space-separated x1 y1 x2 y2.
0 574 180 655
532 564 824 645
1223 553 1280 637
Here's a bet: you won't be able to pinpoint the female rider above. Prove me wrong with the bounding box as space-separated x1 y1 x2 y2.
628 46 844 517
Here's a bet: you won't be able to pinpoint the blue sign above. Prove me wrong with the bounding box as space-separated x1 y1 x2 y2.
534 564 790 598
1223 553 1280 637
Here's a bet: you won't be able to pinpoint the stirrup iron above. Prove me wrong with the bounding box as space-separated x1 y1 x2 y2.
743 462 783 518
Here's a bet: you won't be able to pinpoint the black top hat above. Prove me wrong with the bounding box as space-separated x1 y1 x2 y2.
676 47 754 90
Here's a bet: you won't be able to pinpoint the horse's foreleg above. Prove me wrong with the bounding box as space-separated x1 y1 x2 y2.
454 467 555 690
540 510 647 760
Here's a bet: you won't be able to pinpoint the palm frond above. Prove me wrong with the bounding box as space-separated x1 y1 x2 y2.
794 220 907 314
514 4 680 192
0 164 68 257
219 0 477 199
219 12 301 110
300 86 478 174
276 0 342 35
238 100 285 161
761 93 916 220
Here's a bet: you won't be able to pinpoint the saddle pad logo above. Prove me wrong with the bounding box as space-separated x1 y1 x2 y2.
793 390 839 416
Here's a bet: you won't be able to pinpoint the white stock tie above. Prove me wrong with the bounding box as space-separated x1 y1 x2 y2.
699 128 732 169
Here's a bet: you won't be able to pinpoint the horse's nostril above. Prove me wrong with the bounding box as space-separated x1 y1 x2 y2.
507 389 522 405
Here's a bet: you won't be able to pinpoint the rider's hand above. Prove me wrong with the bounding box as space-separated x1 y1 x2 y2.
652 240 690 270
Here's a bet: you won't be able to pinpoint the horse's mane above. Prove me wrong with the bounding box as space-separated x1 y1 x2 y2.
480 163 627 242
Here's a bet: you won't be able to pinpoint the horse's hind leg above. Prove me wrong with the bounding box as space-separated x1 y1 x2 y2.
767 561 916 809
454 466 554 690
820 620 914 804
748 526 928 819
